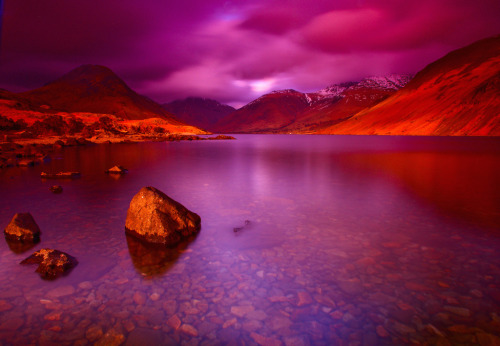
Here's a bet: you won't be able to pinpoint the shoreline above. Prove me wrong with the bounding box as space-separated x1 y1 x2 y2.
0 133 236 169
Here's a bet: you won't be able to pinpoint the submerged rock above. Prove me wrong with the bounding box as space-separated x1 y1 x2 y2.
21 248 78 280
4 212 41 243
49 185 63 193
105 165 128 174
125 186 201 246
41 171 81 179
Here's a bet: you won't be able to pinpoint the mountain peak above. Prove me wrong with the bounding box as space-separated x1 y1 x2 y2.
20 65 179 121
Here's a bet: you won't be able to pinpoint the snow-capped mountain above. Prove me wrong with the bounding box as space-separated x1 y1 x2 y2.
320 35 500 136
214 75 412 133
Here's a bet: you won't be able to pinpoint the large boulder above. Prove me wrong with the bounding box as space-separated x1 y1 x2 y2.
125 186 201 245
4 213 41 242
21 248 78 280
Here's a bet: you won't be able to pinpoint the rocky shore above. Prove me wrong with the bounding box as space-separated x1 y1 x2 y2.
0 113 235 170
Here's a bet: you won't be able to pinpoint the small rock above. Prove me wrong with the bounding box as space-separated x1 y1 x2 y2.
49 185 63 193
230 305 255 317
444 306 471 317
297 291 313 306
95 328 125 346
78 281 93 290
0 317 24 331
0 300 13 312
17 159 35 167
21 248 78 279
167 314 181 330
133 291 146 305
223 318 237 328
44 311 62 321
47 285 75 298
86 324 103 342
250 332 282 346
179 324 198 337
476 332 500 346
105 165 128 174
4 212 41 242
376 325 389 337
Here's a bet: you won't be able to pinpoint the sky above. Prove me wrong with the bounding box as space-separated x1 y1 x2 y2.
0 0 499 108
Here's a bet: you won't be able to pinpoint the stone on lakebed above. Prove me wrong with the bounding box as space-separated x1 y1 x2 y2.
4 212 41 243
21 248 78 280
125 186 201 246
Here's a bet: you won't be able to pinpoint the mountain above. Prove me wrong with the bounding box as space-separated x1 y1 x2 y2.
214 75 411 133
163 97 235 131
285 75 412 133
320 35 500 136
20 64 180 122
214 89 310 133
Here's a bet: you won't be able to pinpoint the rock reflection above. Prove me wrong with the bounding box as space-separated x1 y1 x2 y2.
126 234 186 277
5 238 38 254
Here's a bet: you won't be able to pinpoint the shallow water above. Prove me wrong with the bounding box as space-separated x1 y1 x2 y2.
0 135 499 345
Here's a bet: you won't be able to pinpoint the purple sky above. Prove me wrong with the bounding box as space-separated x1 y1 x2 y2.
1 0 499 108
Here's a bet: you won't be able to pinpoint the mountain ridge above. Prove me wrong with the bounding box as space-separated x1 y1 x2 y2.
20 64 181 122
163 97 235 131
214 74 412 133
320 35 500 136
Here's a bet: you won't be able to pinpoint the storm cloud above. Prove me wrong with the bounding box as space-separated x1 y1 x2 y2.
1 0 499 107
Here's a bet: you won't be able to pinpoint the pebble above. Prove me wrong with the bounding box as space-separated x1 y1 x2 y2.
179 324 198 336
444 306 471 317
230 305 255 317
0 317 24 331
297 291 313 306
133 292 146 305
0 300 13 312
376 325 389 338
251 332 283 346
47 285 75 298
166 314 181 330
85 324 103 342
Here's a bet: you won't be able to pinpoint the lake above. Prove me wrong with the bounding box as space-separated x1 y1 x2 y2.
0 135 499 345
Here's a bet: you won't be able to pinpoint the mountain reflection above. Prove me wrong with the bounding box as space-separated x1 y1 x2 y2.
339 148 500 231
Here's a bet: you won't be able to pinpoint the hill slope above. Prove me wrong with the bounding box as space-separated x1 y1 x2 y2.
321 35 500 136
20 65 180 122
163 97 235 131
214 89 310 133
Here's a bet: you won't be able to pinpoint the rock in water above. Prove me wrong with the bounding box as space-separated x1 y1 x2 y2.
125 186 201 245
4 213 41 242
21 249 78 279
49 185 63 193
105 165 128 174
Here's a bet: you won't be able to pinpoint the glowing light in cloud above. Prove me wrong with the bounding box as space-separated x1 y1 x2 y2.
234 78 276 94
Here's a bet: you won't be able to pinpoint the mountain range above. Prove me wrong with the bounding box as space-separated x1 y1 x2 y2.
1 34 499 137
213 75 412 133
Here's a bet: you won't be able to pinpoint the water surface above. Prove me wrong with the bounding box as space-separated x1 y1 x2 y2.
0 135 499 345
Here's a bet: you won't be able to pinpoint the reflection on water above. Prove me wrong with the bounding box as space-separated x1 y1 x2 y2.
5 239 38 254
126 234 184 277
0 135 499 345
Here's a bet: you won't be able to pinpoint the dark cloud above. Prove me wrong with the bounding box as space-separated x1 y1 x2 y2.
0 0 499 105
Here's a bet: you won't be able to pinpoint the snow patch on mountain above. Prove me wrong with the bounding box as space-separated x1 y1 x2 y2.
355 74 413 90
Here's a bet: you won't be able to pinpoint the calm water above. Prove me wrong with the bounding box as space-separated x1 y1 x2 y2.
0 135 499 345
